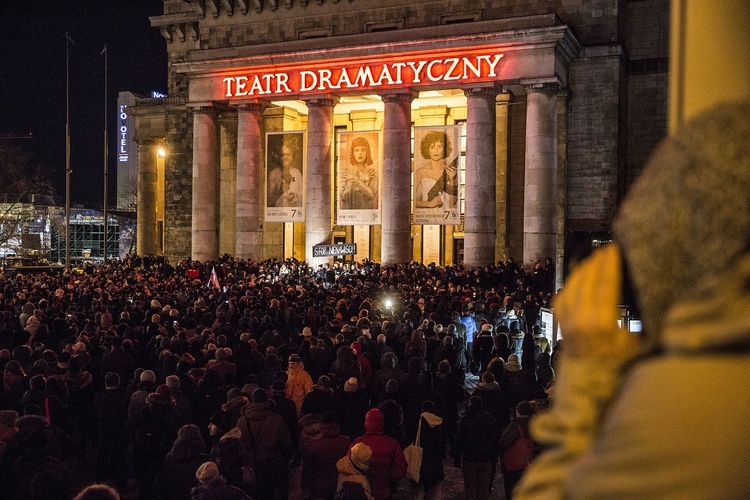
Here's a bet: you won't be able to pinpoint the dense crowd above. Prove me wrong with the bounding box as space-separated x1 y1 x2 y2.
0 254 558 500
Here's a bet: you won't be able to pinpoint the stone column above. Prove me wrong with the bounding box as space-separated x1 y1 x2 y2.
380 90 415 265
304 97 336 267
235 102 265 260
464 85 499 268
191 106 220 262
136 140 158 256
219 111 237 257
523 83 558 266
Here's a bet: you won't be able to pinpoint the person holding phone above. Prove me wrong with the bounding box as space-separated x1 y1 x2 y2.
515 101 750 499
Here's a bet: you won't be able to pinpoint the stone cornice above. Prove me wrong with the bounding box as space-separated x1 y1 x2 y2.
160 13 580 63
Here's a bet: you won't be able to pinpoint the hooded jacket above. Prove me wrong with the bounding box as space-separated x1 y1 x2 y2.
286 361 313 412
416 411 444 486
350 409 407 500
517 102 750 499
301 421 351 499
236 400 292 465
336 454 374 500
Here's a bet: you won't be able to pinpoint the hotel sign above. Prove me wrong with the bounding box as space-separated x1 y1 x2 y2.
220 46 506 99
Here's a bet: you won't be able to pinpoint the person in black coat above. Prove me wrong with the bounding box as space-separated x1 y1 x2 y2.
191 461 250 500
269 378 301 450
454 396 500 500
432 360 466 458
472 324 495 374
412 400 445 499
160 424 209 500
128 385 183 500
94 372 130 488
301 375 339 417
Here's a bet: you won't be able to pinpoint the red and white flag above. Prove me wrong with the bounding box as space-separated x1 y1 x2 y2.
208 266 221 291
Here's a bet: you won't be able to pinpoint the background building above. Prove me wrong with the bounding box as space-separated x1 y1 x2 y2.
133 0 671 279
116 91 142 212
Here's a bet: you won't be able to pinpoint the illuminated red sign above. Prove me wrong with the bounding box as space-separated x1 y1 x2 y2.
221 46 506 98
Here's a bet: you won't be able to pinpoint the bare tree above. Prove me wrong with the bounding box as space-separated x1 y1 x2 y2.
0 140 55 252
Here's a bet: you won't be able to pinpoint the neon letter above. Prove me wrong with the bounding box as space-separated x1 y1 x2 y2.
406 61 427 83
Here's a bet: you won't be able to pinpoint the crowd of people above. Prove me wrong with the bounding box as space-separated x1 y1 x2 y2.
0 253 558 500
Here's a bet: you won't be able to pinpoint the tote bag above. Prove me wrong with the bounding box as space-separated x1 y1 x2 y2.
404 418 423 482
502 422 535 472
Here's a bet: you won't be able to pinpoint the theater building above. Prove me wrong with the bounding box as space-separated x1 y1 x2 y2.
132 0 668 276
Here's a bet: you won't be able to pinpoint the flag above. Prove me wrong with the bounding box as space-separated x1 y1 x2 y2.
208 266 221 291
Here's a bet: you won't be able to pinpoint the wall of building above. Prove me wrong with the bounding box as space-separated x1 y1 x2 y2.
146 0 670 267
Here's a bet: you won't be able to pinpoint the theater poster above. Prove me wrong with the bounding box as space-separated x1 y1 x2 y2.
412 125 461 225
336 130 381 225
265 131 306 222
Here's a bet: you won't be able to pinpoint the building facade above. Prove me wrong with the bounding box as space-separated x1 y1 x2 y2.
133 0 669 275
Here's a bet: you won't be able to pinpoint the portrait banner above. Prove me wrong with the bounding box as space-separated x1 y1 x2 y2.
412 125 461 225
336 130 381 225
265 131 306 222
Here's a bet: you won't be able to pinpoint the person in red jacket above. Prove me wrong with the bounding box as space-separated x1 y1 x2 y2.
350 408 407 500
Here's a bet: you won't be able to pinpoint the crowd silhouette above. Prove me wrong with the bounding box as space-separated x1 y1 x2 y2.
0 254 557 499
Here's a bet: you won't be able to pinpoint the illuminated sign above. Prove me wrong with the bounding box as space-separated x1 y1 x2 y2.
118 105 128 162
151 91 167 98
221 46 505 98
313 243 357 257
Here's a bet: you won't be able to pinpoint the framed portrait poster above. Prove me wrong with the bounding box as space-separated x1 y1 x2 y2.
336 130 381 225
412 125 461 225
265 131 306 222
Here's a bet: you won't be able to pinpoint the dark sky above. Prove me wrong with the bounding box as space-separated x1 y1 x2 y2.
0 1 167 207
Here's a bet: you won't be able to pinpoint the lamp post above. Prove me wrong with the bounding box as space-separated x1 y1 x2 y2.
101 45 109 262
65 32 74 269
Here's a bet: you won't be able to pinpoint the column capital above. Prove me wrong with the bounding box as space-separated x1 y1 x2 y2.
463 83 502 98
304 95 340 108
188 102 219 115
233 99 270 112
379 88 418 103
523 82 561 94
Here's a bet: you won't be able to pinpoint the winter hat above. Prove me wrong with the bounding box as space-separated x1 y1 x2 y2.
140 370 156 383
364 408 384 434
288 353 301 364
349 442 373 470
481 323 493 332
252 388 268 403
516 400 535 417
271 378 287 394
505 354 521 372
195 461 221 483
154 384 174 402
344 377 359 393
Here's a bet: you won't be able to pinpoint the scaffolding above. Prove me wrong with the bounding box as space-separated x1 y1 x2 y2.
51 211 120 262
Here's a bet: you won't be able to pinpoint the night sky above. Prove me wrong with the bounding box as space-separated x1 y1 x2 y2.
0 1 167 207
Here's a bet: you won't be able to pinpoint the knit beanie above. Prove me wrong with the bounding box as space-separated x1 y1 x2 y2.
350 443 373 470
344 377 359 393
195 461 220 483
